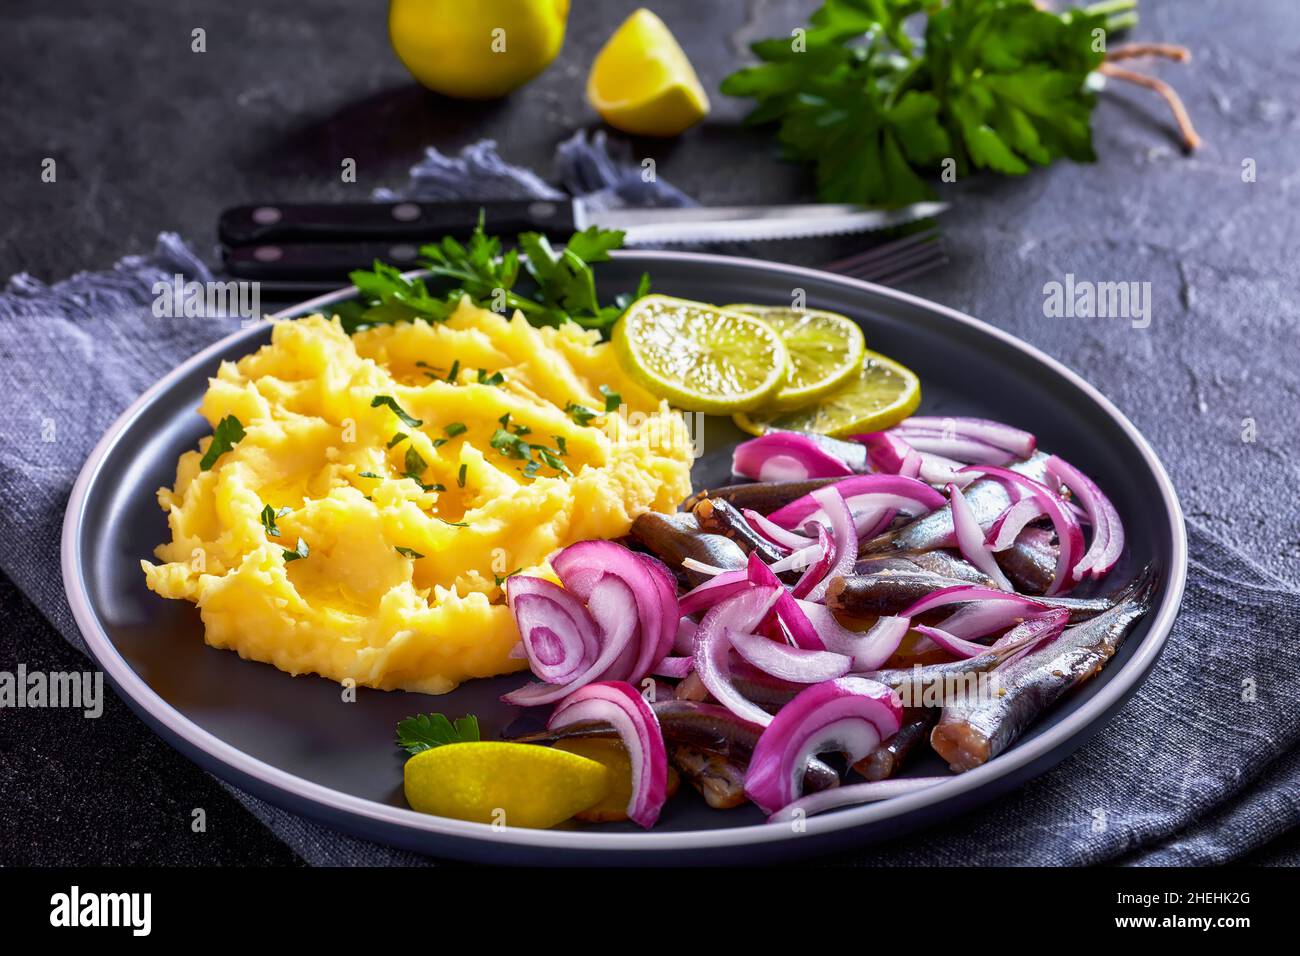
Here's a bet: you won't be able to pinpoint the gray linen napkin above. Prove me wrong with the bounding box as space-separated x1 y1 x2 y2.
3 139 1298 866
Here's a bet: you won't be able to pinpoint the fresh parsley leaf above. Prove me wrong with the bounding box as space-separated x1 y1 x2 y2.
721 0 1112 207
395 546 425 559
565 401 600 427
395 712 480 755
259 504 289 537
439 517 469 528
199 415 245 471
476 368 505 386
387 432 408 449
599 385 621 412
282 537 309 563
443 422 467 437
358 471 383 479
446 359 461 382
554 435 568 456
371 395 423 428
457 463 467 488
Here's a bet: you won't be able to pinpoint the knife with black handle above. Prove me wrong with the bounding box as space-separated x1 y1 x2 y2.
219 198 947 282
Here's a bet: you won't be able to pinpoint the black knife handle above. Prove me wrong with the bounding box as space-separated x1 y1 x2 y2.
223 241 433 282
218 199 577 246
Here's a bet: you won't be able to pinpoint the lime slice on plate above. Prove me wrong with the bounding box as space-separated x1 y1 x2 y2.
734 349 921 437
726 304 866 409
613 295 788 413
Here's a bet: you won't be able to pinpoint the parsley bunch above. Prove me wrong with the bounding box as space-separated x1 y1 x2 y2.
721 0 1136 207
337 214 650 335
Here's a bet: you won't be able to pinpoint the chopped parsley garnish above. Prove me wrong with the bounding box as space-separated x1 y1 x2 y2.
395 546 425 559
476 368 505 387
490 428 570 478
358 471 383 479
259 504 290 537
395 713 480 755
494 568 523 587
199 415 245 471
386 432 408 449
431 438 447 449
564 402 600 427
446 359 461 383
370 395 422 428
498 412 511 428
281 537 309 563
438 517 469 528
599 385 621 412
554 436 568 456
443 422 467 437
457 463 467 488
404 445 427 477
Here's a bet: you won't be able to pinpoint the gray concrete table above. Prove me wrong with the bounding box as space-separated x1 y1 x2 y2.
2 0 1296 864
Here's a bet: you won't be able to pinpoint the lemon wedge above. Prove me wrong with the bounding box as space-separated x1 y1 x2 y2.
613 295 788 413
734 349 922 437
727 305 867 409
403 741 609 829
587 8 710 136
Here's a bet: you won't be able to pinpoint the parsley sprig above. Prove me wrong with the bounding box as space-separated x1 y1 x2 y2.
395 713 480 755
337 214 650 336
721 0 1134 207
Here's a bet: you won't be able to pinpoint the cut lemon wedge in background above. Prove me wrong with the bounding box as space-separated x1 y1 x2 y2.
734 349 921 437
727 305 866 409
587 8 710 136
404 741 609 829
614 295 788 413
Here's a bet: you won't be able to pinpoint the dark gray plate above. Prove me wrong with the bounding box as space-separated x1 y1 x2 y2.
62 251 1185 864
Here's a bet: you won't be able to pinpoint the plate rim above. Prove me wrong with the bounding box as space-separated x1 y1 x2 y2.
60 249 1187 855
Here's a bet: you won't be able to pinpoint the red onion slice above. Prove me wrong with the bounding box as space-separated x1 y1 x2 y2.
744 508 813 552
794 599 909 670
947 482 1014 591
1045 455 1124 580
744 677 903 815
732 433 855 482
767 475 945 531
548 680 668 829
991 608 1069 665
505 576 603 684
889 430 1018 465
551 540 676 684
678 569 751 616
694 587 783 726
897 416 1037 458
900 584 1049 620
985 497 1045 552
910 624 989 659
767 776 949 823
744 552 824 651
653 655 695 678
729 630 853 683
959 465 1086 596
803 486 858 603
502 575 640 707
790 524 835 600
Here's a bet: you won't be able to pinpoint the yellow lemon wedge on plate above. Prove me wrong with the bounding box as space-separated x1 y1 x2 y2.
587 8 710 136
726 305 867 410
734 349 922 437
403 741 610 829
389 0 570 100
613 295 788 413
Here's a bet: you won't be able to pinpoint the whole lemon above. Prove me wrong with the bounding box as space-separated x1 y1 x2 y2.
389 0 570 99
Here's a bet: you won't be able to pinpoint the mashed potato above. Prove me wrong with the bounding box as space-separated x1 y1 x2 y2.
142 301 693 694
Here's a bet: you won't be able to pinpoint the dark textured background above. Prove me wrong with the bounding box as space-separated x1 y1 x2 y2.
2 0 1298 865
